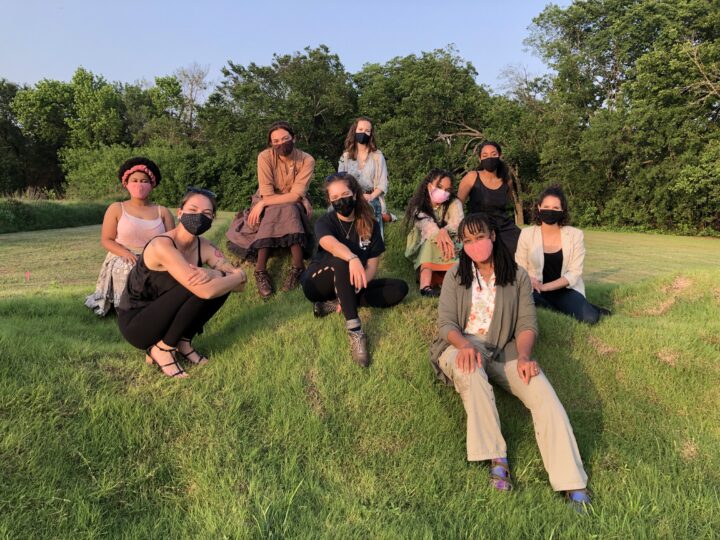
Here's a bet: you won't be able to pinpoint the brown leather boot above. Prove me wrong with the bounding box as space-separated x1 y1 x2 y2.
282 265 305 292
254 270 274 299
347 329 370 367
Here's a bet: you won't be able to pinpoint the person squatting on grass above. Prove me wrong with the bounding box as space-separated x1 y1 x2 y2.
338 116 389 238
226 121 315 299
404 168 464 297
515 185 611 324
429 213 591 508
117 188 247 378
85 157 175 316
301 173 409 367
457 141 521 255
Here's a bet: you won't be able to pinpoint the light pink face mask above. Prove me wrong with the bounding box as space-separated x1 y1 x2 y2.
463 238 494 263
429 186 450 205
126 182 152 200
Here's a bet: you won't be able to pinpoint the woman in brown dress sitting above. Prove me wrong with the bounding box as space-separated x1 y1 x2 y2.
226 121 315 298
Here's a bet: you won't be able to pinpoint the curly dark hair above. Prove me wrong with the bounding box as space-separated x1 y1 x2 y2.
343 116 378 160
457 213 517 289
117 157 162 186
324 172 377 242
477 140 510 184
533 185 570 226
404 168 455 232
266 121 295 146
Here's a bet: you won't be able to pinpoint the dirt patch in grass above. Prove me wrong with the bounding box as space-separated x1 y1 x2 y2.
657 348 679 367
304 368 324 418
641 276 693 316
588 335 618 355
680 439 699 461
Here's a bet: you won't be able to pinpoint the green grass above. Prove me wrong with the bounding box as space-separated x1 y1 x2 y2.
0 198 107 234
1 220 719 538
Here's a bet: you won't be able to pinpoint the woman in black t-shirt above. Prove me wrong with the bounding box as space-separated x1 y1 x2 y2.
301 172 408 367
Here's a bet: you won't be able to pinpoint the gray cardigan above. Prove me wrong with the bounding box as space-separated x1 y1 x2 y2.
429 264 539 385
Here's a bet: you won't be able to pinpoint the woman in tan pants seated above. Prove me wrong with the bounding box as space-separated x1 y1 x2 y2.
429 212 591 508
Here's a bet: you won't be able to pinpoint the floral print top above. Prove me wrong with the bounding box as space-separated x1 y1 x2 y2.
464 271 496 336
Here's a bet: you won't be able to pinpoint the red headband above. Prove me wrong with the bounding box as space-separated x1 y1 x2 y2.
121 165 157 186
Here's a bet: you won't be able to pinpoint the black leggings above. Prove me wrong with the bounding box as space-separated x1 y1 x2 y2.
302 257 408 322
118 285 229 350
533 289 600 324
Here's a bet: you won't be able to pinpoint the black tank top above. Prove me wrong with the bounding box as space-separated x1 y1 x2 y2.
468 172 514 217
118 235 202 311
542 249 563 284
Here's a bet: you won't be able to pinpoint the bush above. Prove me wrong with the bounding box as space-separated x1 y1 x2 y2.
0 199 106 234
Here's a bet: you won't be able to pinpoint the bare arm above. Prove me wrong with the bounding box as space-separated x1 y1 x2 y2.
456 172 476 204
365 256 379 282
160 206 175 232
145 238 245 299
100 203 136 262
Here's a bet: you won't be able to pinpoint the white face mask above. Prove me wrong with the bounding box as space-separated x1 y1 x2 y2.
429 186 450 204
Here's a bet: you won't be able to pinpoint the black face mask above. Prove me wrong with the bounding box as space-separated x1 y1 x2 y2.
538 209 564 225
273 141 294 156
332 196 356 218
180 212 213 236
481 157 500 172
355 132 371 145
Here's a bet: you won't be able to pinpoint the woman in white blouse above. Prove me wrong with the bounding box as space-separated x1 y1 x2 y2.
515 185 610 324
338 116 389 238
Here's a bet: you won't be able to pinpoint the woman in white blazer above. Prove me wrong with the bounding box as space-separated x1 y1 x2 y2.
515 186 610 324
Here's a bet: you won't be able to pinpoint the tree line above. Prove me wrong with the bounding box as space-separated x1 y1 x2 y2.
1 0 718 233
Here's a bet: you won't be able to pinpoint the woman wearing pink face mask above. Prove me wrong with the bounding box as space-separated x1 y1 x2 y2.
404 169 464 297
85 157 175 316
429 213 591 508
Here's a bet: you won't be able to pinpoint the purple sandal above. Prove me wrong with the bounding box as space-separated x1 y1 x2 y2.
489 458 513 492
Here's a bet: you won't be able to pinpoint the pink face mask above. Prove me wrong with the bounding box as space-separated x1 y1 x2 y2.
429 186 450 205
126 182 152 200
463 238 494 263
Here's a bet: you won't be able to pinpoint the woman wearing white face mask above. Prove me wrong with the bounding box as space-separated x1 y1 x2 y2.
404 169 464 297
430 213 590 508
85 157 175 316
338 116 389 238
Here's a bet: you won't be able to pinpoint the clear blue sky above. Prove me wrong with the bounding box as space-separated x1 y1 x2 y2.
0 0 566 93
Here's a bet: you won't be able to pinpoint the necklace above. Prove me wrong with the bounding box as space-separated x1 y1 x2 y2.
338 218 355 239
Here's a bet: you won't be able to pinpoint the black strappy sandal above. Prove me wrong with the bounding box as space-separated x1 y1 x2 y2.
174 337 208 366
145 344 188 378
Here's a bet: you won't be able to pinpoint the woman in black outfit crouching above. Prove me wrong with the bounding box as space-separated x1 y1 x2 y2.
301 173 408 367
117 187 247 378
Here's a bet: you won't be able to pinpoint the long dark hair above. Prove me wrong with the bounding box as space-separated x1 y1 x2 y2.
324 172 376 242
533 184 570 226
457 213 517 289
343 116 378 160
477 141 511 184
404 168 455 232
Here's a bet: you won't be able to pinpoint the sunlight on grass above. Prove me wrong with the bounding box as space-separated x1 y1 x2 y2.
1 222 718 537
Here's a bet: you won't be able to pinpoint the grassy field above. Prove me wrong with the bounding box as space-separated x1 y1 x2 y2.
0 198 107 234
0 217 719 538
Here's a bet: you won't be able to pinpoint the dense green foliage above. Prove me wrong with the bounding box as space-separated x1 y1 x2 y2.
0 199 106 234
1 0 718 232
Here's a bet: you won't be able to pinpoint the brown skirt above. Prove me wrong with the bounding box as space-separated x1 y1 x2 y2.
226 196 314 262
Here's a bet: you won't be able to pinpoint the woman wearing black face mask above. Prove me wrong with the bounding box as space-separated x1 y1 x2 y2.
226 120 315 299
338 116 389 238
301 173 408 367
458 141 521 254
515 185 611 324
117 188 247 378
